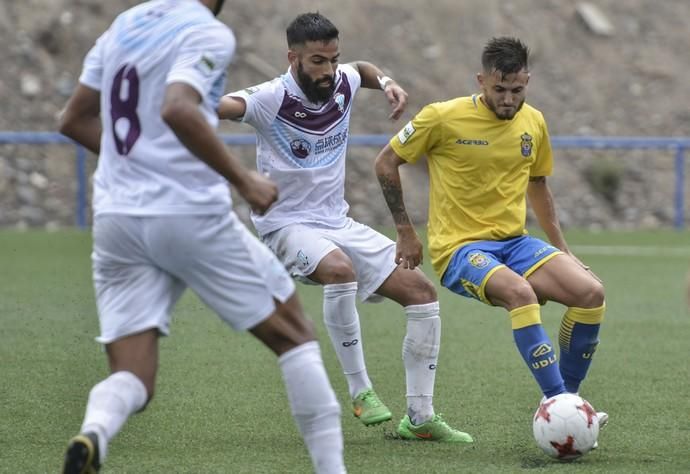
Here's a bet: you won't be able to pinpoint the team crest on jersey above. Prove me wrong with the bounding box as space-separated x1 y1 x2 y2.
334 92 345 113
520 132 533 157
397 121 416 145
290 139 312 159
468 252 490 268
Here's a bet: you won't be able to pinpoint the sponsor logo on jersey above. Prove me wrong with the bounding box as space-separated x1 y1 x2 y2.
468 252 490 268
334 92 345 113
520 132 533 157
456 138 489 146
397 121 416 144
195 54 216 76
314 129 348 154
533 245 553 258
290 139 312 159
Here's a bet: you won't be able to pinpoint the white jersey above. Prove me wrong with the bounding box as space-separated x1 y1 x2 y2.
79 0 236 216
228 64 362 235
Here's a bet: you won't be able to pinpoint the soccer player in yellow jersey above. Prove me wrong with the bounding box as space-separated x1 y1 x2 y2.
375 37 608 425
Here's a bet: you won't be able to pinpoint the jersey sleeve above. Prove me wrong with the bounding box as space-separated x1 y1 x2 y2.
389 103 442 164
78 30 108 91
226 78 283 130
166 24 236 103
531 113 554 177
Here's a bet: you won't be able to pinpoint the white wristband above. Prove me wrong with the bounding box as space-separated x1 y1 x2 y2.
377 75 394 90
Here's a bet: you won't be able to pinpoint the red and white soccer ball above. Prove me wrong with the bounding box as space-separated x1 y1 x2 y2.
532 393 599 460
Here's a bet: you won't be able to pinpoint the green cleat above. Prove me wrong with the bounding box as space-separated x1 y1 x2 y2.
352 389 392 426
397 414 474 443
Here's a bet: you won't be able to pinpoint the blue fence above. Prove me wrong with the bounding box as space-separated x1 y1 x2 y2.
0 131 688 229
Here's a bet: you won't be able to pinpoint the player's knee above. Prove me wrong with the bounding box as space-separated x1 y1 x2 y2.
321 260 356 283
580 280 605 308
406 274 438 304
506 279 538 307
590 280 605 307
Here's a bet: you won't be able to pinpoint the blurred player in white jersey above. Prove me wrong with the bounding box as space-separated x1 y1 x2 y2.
58 2 345 473
218 12 473 443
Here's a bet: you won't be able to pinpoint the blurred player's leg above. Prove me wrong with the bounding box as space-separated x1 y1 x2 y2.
279 342 345 474
160 215 345 472
251 294 345 474
64 215 179 472
63 330 156 473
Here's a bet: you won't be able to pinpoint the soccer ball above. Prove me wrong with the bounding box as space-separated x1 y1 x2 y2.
532 393 599 460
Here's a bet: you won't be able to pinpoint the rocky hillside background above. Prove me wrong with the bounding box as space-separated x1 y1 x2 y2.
1 0 689 230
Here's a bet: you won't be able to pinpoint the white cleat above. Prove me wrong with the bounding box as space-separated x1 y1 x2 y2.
591 411 608 450
597 411 609 429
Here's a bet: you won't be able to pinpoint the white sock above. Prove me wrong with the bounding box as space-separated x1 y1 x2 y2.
279 341 346 474
80 371 148 462
403 302 441 425
323 282 371 398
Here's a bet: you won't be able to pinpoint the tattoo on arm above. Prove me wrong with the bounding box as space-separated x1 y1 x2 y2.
378 175 411 226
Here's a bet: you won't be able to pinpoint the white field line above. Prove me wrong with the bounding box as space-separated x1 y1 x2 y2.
570 245 690 257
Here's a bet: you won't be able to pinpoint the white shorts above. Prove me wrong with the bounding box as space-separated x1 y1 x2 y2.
261 218 398 302
92 213 295 343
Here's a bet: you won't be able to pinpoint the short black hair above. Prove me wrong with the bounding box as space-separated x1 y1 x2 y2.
286 12 339 47
481 37 530 76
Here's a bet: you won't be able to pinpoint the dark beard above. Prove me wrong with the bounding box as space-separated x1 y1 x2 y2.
297 62 335 104
485 96 525 120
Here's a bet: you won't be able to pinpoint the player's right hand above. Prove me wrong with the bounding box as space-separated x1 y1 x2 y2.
238 170 278 215
384 82 408 121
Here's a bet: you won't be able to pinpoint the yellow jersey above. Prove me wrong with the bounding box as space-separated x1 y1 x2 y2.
389 94 554 278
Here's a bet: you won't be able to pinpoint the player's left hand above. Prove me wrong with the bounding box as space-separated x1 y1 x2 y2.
384 82 408 120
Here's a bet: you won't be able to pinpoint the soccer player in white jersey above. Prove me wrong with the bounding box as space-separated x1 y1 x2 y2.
218 12 473 443
58 2 345 473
